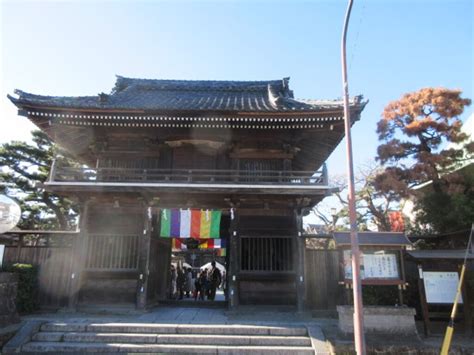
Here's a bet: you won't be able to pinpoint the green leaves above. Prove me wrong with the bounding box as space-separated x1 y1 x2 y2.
0 130 78 230
3 264 40 313
416 168 474 234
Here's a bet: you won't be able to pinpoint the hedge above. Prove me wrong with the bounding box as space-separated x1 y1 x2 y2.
3 263 40 313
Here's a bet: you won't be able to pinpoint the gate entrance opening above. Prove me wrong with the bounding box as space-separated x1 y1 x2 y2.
162 212 230 306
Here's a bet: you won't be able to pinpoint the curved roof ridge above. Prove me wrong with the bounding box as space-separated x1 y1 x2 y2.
115 75 288 85
113 75 289 93
8 76 368 113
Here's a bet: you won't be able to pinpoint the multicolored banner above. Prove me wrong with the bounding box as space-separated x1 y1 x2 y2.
172 238 188 250
216 248 227 257
160 209 221 239
171 238 226 249
198 239 227 249
171 239 227 256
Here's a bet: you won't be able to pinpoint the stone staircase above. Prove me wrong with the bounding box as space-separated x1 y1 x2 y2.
17 321 319 354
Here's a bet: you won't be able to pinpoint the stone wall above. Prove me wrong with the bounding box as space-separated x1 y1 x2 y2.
337 305 417 335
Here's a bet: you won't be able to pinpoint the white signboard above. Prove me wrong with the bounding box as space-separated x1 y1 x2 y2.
423 271 462 304
364 254 399 279
0 245 4 269
344 250 400 279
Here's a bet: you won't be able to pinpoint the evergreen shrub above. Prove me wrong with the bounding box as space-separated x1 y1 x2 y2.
4 263 40 313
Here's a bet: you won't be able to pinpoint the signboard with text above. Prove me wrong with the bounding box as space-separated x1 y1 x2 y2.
423 271 462 304
344 250 400 280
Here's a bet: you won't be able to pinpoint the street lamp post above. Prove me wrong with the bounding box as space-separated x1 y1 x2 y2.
341 0 366 354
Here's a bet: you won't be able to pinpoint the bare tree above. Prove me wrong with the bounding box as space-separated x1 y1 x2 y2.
310 162 401 232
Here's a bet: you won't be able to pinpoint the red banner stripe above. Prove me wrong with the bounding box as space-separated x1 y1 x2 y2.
191 209 201 239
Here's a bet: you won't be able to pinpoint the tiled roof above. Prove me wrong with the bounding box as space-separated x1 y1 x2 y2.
8 76 366 113
304 223 330 235
407 250 474 260
333 232 412 246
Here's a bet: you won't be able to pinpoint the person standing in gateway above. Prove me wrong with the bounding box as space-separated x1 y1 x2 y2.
209 261 222 301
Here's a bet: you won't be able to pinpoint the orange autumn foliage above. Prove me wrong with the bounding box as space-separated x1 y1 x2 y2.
388 211 404 232
375 88 471 197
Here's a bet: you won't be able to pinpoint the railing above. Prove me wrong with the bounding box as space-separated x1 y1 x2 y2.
85 234 139 271
49 164 328 186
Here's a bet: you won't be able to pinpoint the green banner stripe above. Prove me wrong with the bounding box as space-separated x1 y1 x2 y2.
160 209 171 237
209 210 222 239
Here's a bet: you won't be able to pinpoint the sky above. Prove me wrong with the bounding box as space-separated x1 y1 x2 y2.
1 0 473 179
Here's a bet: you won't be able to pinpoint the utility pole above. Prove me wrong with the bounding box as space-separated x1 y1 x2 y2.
341 0 366 354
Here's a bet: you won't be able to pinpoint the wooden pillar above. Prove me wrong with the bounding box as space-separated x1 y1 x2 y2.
15 235 23 261
151 207 172 303
294 209 305 312
228 207 240 309
136 204 152 310
397 249 406 305
158 237 172 301
397 284 404 306
417 264 431 336
67 200 91 310
345 283 353 305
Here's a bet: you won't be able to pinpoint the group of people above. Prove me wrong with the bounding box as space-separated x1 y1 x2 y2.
170 261 225 301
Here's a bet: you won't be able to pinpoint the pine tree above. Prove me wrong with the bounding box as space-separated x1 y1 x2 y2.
375 88 472 233
0 130 78 230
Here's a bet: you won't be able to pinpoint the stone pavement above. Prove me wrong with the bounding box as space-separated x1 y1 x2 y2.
21 305 329 326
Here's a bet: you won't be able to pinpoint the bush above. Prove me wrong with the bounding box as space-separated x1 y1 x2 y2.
4 263 40 313
362 285 400 306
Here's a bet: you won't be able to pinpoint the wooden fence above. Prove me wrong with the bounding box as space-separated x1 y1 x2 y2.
3 241 343 310
4 246 74 308
85 234 139 271
304 249 343 310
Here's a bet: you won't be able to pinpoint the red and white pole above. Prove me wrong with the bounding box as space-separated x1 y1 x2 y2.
341 0 366 354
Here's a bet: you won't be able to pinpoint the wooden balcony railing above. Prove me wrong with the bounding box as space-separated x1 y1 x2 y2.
48 164 328 186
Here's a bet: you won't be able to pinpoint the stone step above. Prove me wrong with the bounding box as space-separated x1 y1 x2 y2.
41 323 89 332
32 332 311 347
22 341 315 354
32 332 63 342
155 334 312 347
33 332 156 344
40 322 308 336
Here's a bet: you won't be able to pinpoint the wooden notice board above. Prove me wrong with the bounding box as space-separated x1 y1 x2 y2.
343 250 400 280
423 271 463 304
406 250 474 336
